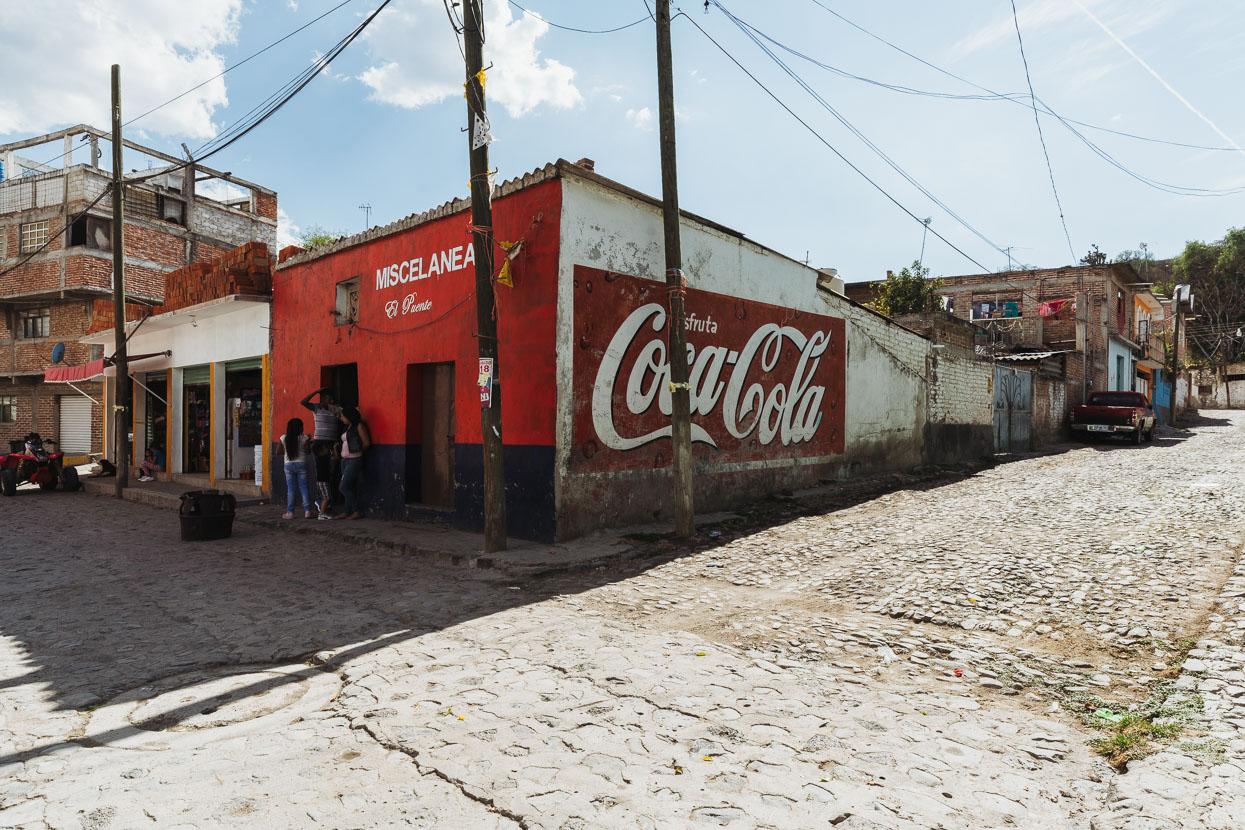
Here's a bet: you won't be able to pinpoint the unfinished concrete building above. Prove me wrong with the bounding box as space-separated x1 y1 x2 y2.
0 125 276 458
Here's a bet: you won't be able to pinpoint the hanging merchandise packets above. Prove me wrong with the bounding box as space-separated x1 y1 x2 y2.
472 113 495 150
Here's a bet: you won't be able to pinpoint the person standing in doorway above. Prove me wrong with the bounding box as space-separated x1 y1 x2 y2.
279 417 314 519
336 406 370 520
300 386 341 519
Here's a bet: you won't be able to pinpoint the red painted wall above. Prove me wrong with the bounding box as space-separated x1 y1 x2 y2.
271 179 561 455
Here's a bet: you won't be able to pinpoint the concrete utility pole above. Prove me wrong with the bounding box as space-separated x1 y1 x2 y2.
656 0 695 538
1169 286 1185 426
110 65 131 496
463 0 507 552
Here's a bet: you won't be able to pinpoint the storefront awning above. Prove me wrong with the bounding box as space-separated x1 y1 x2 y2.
42 352 172 384
44 358 107 383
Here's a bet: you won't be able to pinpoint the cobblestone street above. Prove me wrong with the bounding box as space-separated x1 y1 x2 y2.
1 414 1243 829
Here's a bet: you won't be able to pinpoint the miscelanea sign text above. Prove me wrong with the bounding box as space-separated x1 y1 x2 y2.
571 267 846 471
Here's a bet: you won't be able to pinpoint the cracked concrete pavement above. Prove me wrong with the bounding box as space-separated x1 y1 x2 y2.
1 413 1244 828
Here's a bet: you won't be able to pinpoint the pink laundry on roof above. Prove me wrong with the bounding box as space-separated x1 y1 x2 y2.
1038 298 1074 319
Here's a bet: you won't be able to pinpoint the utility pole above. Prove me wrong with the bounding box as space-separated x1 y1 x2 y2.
463 0 506 552
110 64 131 497
1169 286 1185 426
919 217 931 266
656 0 694 538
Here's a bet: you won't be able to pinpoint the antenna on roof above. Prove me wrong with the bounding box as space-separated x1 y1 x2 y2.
359 203 372 231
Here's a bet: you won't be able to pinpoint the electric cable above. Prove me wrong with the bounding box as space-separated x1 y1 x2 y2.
802 0 1245 196
507 0 650 34
3 0 391 280
682 10 991 273
25 0 365 172
805 0 1240 153
1010 0 1076 260
709 2 1012 270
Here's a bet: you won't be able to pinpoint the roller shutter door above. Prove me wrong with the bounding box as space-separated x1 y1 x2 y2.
58 396 93 454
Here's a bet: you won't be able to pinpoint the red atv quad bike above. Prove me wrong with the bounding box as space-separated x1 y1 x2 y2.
0 434 80 496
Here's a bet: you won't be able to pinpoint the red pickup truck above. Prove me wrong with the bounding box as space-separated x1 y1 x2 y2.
1070 391 1157 444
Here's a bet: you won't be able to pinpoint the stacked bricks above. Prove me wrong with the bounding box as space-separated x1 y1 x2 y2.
84 241 272 334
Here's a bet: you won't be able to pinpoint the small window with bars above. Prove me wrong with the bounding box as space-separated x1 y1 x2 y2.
20 220 50 253
0 396 15 424
19 308 50 339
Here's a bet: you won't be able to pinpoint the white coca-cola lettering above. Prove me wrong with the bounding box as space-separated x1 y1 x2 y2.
591 302 832 452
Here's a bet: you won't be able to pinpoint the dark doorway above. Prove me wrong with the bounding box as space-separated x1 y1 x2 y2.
405 362 455 507
144 372 168 469
321 363 359 409
184 379 211 474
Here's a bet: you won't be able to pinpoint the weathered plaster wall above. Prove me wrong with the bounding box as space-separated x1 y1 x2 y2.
554 175 932 539
924 346 994 463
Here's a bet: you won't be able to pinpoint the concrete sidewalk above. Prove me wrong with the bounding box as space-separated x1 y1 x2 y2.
79 475 668 578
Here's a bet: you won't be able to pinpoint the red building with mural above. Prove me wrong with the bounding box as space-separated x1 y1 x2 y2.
272 160 883 541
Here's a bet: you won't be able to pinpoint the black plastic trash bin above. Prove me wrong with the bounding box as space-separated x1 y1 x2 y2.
179 489 236 541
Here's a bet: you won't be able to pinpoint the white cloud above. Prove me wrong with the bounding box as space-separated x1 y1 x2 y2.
625 107 653 131
0 0 240 139
358 0 581 117
277 207 301 249
287 0 298 10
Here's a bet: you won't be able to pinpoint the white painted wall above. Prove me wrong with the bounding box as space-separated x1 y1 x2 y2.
554 175 934 536
96 301 269 478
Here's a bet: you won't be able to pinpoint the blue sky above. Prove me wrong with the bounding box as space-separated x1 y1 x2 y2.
3 0 1244 283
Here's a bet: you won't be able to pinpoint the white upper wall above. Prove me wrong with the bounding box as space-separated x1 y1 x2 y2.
555 174 930 479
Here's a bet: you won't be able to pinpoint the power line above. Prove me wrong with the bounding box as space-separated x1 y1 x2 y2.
0 185 113 279
507 0 650 34
1009 0 1075 261
3 0 392 280
26 0 365 172
713 3 1018 266
682 10 991 272
803 0 1240 153
802 0 1245 198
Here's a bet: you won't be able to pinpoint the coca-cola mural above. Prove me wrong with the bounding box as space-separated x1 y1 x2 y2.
572 266 846 472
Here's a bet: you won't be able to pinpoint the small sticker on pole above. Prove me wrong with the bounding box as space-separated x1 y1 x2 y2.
478 357 494 408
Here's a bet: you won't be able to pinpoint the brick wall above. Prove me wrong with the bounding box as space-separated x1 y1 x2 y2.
85 241 271 334
939 263 1140 393
924 346 995 464
255 191 278 221
1032 375 1070 444
0 380 103 453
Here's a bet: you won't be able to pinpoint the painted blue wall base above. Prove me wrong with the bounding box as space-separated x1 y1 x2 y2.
272 442 555 542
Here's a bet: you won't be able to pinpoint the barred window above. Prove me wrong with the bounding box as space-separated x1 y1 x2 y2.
19 308 50 339
0 396 15 424
20 220 50 253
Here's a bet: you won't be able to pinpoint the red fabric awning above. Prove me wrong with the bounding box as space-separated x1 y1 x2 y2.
44 358 107 383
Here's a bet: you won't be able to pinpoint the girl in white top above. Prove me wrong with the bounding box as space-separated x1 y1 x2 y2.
279 417 314 519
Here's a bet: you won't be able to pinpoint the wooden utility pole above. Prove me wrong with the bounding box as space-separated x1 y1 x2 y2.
463 0 507 551
655 0 695 538
110 64 131 496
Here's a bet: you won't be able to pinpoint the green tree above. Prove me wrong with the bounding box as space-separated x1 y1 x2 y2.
297 224 346 250
1174 227 1245 369
873 261 944 316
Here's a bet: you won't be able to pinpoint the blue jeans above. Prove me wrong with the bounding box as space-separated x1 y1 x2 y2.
340 456 364 516
284 460 311 513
